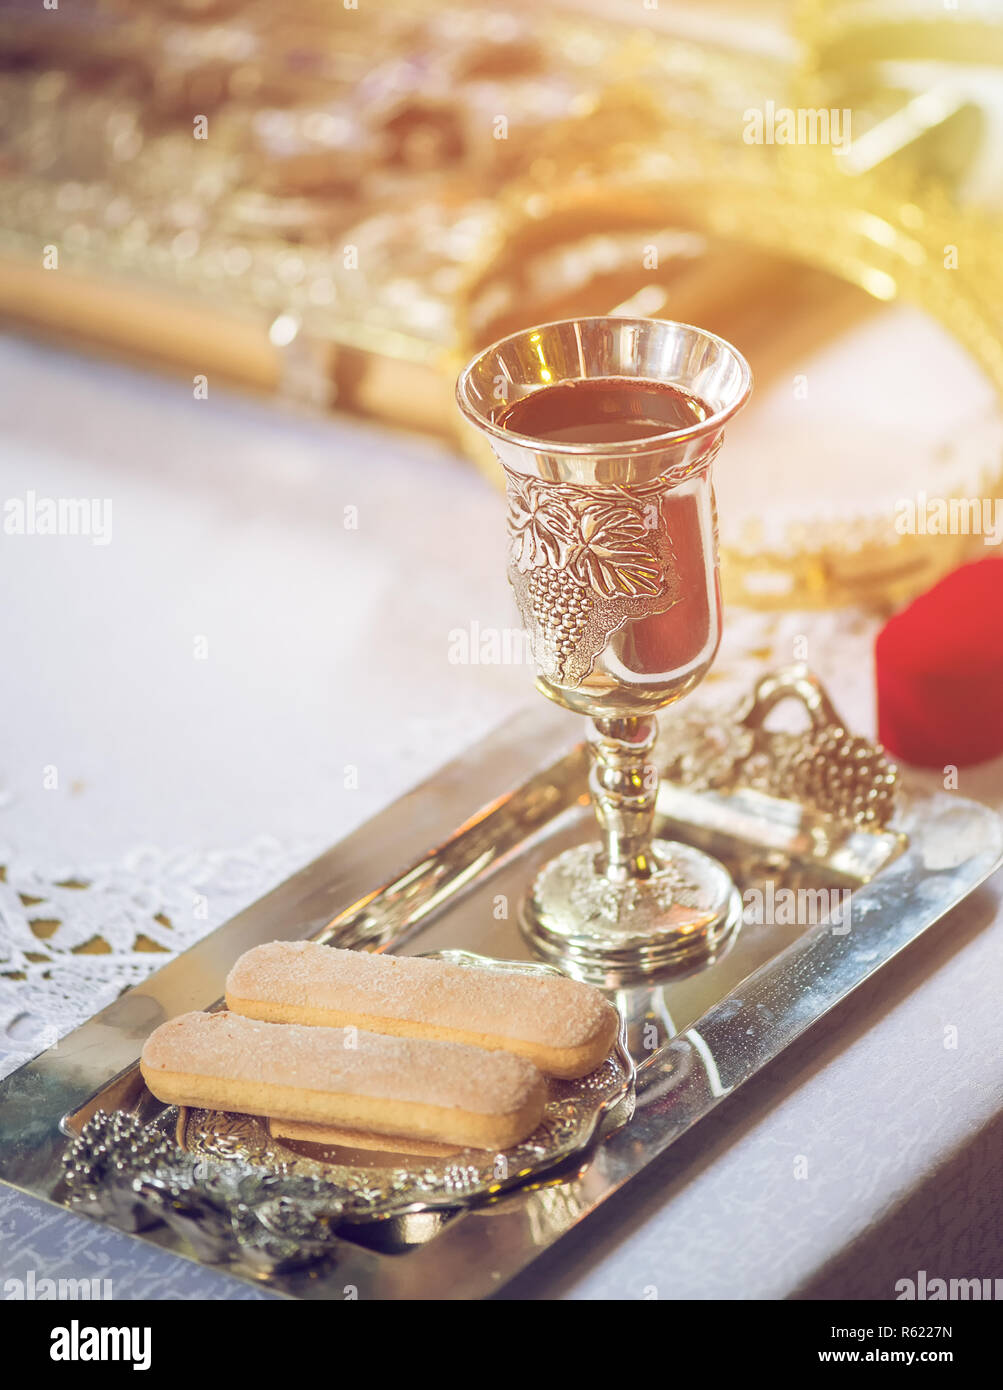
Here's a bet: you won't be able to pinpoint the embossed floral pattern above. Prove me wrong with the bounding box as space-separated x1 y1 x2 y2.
503 469 677 687
505 471 666 597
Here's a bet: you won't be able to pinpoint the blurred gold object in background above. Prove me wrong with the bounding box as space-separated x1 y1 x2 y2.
1 0 1001 608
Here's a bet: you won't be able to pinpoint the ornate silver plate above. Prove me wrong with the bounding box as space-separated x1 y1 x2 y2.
0 668 1000 1299
58 954 633 1273
177 952 633 1222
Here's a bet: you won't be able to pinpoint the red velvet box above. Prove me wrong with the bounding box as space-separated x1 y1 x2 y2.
875 557 1003 768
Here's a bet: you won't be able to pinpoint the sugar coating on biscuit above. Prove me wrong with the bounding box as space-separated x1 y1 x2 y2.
142 1011 543 1116
227 942 616 1048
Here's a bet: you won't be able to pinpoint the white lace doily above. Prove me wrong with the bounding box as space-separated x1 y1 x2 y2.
0 835 322 1079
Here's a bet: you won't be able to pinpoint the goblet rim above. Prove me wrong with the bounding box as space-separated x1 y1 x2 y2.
456 315 753 458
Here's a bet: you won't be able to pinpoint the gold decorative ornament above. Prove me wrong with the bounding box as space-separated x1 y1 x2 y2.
1 0 1001 608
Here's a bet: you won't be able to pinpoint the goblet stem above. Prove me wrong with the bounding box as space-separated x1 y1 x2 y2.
587 715 661 884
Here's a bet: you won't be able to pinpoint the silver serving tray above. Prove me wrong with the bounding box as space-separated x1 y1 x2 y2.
0 695 1000 1299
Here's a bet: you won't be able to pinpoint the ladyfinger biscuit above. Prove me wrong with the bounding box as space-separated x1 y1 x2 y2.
226 941 619 1079
141 1011 546 1151
268 1116 460 1157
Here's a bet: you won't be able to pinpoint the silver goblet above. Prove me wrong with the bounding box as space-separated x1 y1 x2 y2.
457 317 753 985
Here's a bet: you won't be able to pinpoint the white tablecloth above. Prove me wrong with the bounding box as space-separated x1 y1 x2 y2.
1 330 1000 1300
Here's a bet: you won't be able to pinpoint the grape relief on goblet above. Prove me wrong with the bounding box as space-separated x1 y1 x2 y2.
503 469 680 690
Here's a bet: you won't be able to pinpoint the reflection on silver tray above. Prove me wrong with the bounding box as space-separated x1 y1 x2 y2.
1 668 1000 1300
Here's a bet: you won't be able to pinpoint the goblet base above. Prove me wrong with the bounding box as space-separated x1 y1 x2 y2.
520 839 742 987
